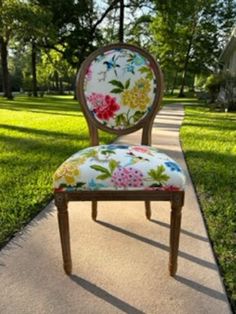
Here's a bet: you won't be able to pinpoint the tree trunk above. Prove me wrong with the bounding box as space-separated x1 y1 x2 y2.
178 22 196 98
54 71 59 91
178 44 191 98
0 36 13 100
31 41 38 97
119 0 124 42
171 70 178 95
59 77 64 95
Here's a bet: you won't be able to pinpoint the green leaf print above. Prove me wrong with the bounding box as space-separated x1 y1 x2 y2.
138 66 153 80
101 150 116 156
148 165 170 184
109 159 119 173
125 79 130 89
115 113 128 127
110 88 124 94
109 80 124 89
132 111 145 123
76 182 86 188
96 174 111 180
90 165 110 176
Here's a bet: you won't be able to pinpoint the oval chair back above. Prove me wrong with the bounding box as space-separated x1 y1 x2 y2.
77 43 163 145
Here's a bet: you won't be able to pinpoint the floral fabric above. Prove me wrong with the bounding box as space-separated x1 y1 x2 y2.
83 49 157 129
53 144 186 192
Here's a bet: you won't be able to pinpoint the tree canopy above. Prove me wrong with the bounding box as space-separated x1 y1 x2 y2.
0 0 235 98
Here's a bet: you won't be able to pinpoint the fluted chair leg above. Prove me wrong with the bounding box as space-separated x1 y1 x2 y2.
169 199 183 276
145 201 151 220
92 201 97 221
55 194 72 275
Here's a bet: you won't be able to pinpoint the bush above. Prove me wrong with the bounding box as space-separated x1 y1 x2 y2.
205 73 223 103
205 73 236 111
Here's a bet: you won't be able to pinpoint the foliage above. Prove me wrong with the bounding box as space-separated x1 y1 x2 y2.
0 95 114 247
180 103 236 311
1 0 236 97
205 72 236 110
205 73 223 102
150 0 236 96
37 48 75 92
148 165 170 184
32 0 103 66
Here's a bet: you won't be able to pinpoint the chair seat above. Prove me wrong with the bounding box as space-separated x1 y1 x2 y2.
53 144 186 192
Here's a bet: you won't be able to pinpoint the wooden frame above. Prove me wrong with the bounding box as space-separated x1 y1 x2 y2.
54 43 185 277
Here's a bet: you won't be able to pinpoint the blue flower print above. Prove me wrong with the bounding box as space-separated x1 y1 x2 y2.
132 54 146 66
107 144 129 150
126 64 135 74
88 179 106 190
164 161 181 172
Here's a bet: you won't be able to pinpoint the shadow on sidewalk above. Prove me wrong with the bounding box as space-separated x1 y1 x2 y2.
70 275 144 314
97 221 217 271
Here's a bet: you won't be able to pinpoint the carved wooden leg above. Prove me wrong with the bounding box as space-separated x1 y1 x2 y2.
145 201 151 220
169 193 184 276
92 201 97 221
55 193 72 275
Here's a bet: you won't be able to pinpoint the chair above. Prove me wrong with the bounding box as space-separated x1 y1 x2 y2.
53 43 185 276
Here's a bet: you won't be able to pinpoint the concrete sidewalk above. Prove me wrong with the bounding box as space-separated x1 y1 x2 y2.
0 104 231 314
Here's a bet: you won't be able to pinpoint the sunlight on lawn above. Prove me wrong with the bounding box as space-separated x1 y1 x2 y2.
0 95 114 246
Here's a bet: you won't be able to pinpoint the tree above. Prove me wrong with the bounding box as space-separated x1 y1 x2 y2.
119 0 124 42
0 0 20 99
33 0 121 68
37 48 75 93
0 0 53 98
15 3 54 96
150 0 236 96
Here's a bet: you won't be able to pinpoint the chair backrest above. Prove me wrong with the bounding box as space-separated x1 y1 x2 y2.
77 43 163 145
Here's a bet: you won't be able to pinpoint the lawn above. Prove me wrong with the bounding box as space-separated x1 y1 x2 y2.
179 102 236 309
0 94 235 308
0 95 114 247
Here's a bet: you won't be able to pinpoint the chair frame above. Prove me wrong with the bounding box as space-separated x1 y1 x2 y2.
54 43 185 276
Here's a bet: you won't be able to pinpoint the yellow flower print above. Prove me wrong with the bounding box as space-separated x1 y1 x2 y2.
121 77 151 110
54 162 80 185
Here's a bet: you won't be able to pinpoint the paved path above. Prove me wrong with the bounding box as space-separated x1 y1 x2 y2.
0 104 231 314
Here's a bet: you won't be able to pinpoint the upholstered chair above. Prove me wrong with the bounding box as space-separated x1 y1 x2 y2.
53 43 185 276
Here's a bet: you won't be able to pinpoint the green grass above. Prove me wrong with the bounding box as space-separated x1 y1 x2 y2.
1 94 235 308
175 99 236 309
0 95 114 247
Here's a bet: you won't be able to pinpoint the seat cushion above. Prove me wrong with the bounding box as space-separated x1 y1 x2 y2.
53 144 186 192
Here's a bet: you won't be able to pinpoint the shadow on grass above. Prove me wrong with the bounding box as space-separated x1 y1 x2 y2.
182 121 236 131
0 127 112 158
0 124 88 141
0 96 81 115
163 97 204 106
70 275 144 314
0 133 87 159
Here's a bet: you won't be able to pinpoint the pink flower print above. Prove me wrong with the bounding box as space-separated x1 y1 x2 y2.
85 66 92 81
132 146 150 154
111 167 144 188
87 93 120 121
144 185 181 191
163 185 181 191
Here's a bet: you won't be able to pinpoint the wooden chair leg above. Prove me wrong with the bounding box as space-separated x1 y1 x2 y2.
145 201 151 220
92 201 97 221
169 197 183 276
55 194 72 275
